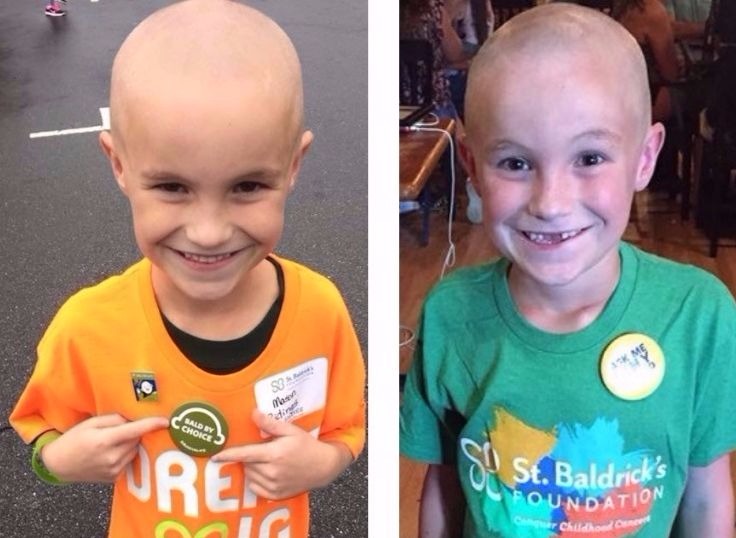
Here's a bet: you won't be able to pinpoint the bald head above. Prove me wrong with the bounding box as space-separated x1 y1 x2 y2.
109 0 304 148
466 3 651 143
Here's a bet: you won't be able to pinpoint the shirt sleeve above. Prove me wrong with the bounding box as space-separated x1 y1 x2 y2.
688 280 736 466
10 300 94 444
400 305 462 465
317 292 366 459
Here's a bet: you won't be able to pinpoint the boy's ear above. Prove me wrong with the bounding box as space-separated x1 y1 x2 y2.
634 123 666 192
287 130 314 191
99 130 127 193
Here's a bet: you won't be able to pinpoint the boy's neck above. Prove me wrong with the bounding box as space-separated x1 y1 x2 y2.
151 258 279 341
507 249 621 334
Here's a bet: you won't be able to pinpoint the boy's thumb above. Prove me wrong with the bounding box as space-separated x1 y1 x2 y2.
252 409 300 438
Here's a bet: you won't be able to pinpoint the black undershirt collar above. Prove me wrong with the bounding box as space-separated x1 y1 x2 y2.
161 257 284 375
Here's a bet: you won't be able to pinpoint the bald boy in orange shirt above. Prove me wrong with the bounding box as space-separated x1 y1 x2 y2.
11 1 365 536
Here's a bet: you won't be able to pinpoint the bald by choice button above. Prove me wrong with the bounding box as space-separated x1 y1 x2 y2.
169 401 229 457
600 333 665 400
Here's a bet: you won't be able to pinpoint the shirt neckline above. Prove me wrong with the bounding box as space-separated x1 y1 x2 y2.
160 256 285 374
492 242 638 354
136 254 299 392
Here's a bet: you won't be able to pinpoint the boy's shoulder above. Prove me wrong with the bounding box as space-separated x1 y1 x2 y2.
271 255 355 333
426 258 502 303
420 258 505 330
274 255 345 304
627 243 733 302
55 259 149 324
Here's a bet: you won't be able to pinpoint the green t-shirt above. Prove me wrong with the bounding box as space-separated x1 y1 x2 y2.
400 242 736 538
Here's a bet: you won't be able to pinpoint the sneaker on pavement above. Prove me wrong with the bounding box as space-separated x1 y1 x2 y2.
45 5 66 16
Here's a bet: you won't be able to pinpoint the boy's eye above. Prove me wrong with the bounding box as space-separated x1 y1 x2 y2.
577 153 605 167
234 181 264 193
155 183 187 193
498 157 531 172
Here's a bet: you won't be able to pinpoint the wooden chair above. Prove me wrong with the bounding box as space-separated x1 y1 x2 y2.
692 43 736 256
650 75 710 222
399 39 436 245
679 1 736 247
491 0 534 30
694 122 736 257
634 0 723 222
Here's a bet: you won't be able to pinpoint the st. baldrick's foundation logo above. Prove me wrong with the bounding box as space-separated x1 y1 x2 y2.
459 408 668 534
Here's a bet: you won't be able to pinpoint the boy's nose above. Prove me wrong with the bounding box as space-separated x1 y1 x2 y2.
185 206 234 249
527 170 575 220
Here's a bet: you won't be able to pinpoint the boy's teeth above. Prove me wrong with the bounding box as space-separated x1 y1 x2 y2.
525 230 582 244
182 252 231 263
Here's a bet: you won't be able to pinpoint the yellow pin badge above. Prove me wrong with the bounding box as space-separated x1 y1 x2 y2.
600 333 665 400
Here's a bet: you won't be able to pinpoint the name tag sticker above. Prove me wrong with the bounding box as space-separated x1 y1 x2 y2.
254 357 328 425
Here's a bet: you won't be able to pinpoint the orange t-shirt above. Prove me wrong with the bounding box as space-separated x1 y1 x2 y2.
10 256 365 538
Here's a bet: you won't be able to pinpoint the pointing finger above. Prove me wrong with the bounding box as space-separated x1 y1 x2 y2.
109 416 169 444
82 413 129 429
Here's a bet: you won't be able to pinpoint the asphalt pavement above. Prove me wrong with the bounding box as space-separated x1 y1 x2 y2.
0 1 367 536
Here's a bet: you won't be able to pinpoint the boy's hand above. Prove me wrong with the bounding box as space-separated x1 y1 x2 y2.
42 414 169 483
212 409 353 500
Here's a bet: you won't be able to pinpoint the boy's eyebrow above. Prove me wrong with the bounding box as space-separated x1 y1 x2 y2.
141 168 282 183
141 170 187 182
485 129 623 152
571 128 623 144
486 139 530 152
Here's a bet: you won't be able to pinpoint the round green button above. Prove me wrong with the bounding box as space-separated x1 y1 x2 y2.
169 401 229 457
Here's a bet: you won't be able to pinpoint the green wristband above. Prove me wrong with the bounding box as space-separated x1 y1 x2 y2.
31 431 65 486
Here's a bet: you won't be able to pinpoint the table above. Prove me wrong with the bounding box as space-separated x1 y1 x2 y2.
399 117 455 201
399 117 456 246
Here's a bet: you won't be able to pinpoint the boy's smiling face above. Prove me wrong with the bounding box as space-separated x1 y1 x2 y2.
104 82 310 305
100 0 311 310
464 6 663 294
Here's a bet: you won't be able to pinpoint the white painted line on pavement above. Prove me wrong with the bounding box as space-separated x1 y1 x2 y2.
29 107 110 139
30 125 104 139
99 107 110 129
